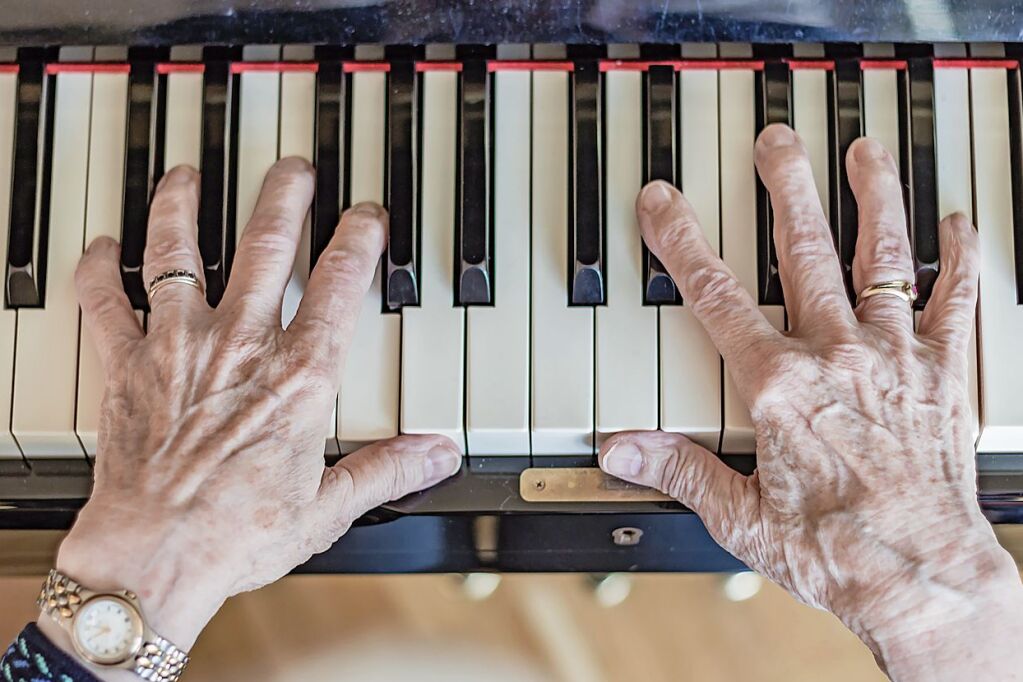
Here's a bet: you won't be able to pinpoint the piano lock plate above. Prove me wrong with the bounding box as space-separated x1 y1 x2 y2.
519 467 673 503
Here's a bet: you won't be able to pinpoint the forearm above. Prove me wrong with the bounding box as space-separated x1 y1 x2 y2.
846 543 1023 682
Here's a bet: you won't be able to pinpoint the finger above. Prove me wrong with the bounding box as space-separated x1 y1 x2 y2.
222 156 314 322
311 435 462 539
599 431 760 551
847 137 915 333
754 124 855 335
636 180 779 372
285 202 387 386
142 165 207 324
917 213 980 357
75 237 144 367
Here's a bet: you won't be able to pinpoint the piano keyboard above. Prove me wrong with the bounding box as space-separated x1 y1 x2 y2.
2 43 1023 465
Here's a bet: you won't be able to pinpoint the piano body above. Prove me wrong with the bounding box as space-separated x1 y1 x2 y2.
0 0 1021 573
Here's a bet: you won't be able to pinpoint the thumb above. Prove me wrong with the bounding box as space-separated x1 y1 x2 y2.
312 435 462 535
599 431 759 541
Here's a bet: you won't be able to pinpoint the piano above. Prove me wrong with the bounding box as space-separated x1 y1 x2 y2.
0 1 1022 574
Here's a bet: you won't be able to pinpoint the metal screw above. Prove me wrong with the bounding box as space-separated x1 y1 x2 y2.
533 479 546 491
611 527 643 546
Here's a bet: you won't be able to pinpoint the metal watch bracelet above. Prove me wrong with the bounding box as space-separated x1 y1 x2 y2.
38 569 190 682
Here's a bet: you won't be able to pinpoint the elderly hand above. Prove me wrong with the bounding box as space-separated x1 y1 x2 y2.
45 159 461 657
600 125 1023 680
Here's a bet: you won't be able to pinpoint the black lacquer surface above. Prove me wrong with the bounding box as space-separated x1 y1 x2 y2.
0 1 1020 46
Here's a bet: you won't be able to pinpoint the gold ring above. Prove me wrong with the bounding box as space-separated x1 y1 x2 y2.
856 280 918 306
147 269 203 303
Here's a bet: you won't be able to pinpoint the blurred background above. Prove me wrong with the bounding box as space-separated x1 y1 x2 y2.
2 527 1020 682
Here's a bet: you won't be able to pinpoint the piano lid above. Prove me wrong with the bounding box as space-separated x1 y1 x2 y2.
0 0 1019 47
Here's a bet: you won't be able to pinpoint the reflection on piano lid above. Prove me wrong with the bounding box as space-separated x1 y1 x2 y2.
0 43 1022 569
0 1 1021 45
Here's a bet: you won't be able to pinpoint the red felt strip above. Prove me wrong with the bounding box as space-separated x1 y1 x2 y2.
156 63 205 74
230 62 318 74
416 62 462 72
343 62 391 73
45 63 130 74
487 60 574 72
859 59 908 70
785 59 835 70
933 58 1019 69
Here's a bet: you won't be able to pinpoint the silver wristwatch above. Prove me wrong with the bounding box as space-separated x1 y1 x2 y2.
38 569 189 681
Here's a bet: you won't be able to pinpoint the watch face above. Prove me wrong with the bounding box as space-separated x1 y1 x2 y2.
71 596 144 665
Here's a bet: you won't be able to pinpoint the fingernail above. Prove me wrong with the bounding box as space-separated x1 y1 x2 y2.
424 445 462 485
601 442 643 478
640 181 674 215
348 201 385 218
759 124 796 148
853 137 886 163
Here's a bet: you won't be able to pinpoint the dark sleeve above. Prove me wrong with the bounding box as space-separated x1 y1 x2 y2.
2 623 100 682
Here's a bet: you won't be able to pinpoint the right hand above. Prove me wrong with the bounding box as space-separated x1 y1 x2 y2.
599 125 1023 679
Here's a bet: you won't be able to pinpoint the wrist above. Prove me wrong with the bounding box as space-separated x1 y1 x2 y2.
53 498 230 651
837 532 1022 680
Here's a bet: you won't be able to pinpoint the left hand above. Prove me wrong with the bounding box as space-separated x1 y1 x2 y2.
46 159 461 657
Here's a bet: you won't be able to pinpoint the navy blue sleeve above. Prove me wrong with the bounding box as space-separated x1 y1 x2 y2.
2 623 99 682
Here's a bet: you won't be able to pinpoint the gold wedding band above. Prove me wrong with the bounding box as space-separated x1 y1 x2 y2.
147 269 203 303
856 280 918 306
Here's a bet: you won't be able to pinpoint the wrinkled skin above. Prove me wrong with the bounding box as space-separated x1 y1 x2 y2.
600 125 1023 680
43 160 461 671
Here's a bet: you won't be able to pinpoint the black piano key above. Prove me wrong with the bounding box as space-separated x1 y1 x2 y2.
1008 63 1023 304
312 51 345 271
569 58 604 305
385 59 417 310
754 56 791 307
7 51 55 308
904 56 939 309
198 48 236 308
120 50 164 311
642 64 679 305
457 58 491 305
826 50 863 302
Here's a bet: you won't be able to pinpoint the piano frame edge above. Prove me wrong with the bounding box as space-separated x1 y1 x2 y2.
0 455 1020 574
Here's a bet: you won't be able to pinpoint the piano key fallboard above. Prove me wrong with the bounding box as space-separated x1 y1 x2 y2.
1 44 1022 567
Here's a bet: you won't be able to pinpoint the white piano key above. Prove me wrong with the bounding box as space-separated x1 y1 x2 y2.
531 70 593 455
75 72 129 456
163 70 203 171
0 72 20 457
791 68 830 210
861 67 901 165
401 71 464 449
338 71 399 453
234 68 280 244
933 66 980 441
13 72 92 456
596 70 657 442
278 68 337 454
972 67 1023 451
719 69 785 453
279 69 315 328
659 67 722 450
465 70 531 455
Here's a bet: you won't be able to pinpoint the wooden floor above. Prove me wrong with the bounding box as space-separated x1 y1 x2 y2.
3 525 1020 681
2 573 889 682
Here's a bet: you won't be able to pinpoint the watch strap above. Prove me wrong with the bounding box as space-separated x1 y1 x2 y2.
38 569 190 682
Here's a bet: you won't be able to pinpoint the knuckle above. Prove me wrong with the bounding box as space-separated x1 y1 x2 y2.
319 246 374 289
659 449 695 500
242 222 297 259
339 212 386 242
683 265 742 317
862 229 911 274
654 212 701 251
144 240 199 277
